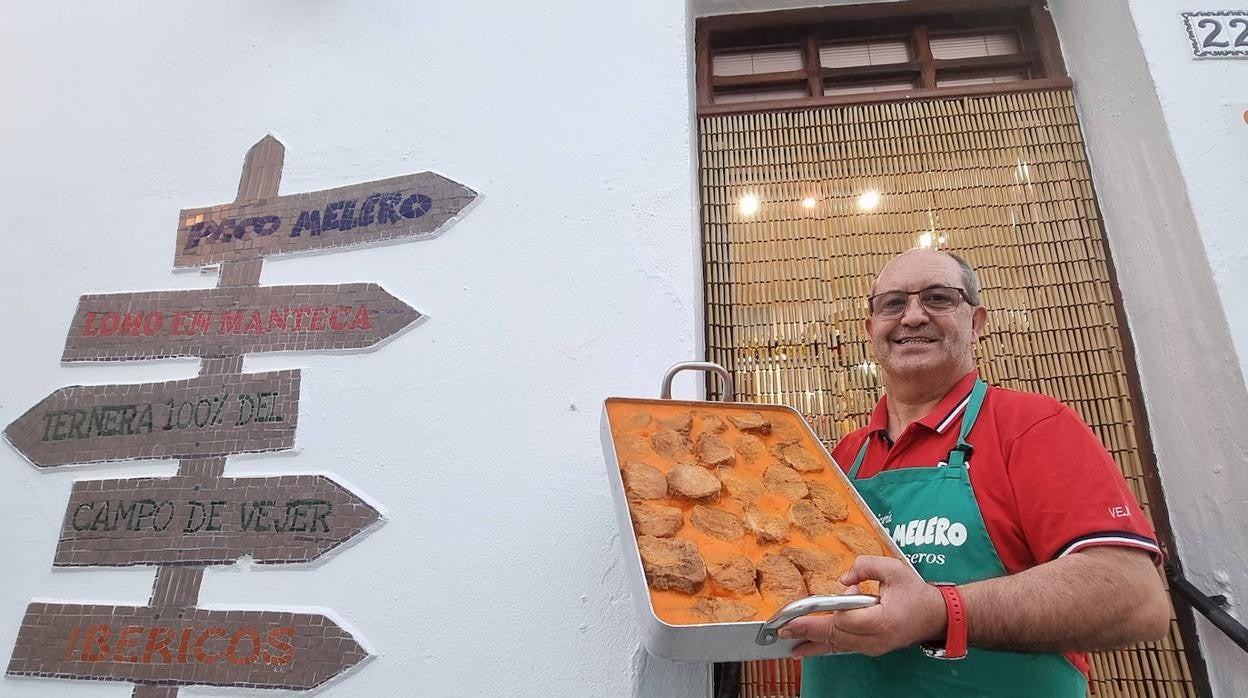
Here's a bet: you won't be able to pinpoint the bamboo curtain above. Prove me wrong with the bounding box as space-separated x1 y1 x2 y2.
698 89 1196 698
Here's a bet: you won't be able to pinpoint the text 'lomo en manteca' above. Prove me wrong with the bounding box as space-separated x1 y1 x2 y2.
3 136 476 693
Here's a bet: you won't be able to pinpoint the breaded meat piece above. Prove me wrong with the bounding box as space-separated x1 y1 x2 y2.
743 505 790 544
658 411 693 434
807 481 850 521
706 553 758 595
834 523 884 556
623 410 652 430
637 535 706 594
758 554 809 607
780 546 842 575
651 428 693 459
733 433 767 461
763 465 810 501
622 462 667 500
780 546 846 595
690 505 745 541
667 464 722 500
615 433 653 461
717 467 765 504
696 432 736 467
728 411 771 434
631 502 684 537
770 418 805 445
777 444 824 473
789 499 834 538
694 411 728 434
692 597 758 623
807 571 849 595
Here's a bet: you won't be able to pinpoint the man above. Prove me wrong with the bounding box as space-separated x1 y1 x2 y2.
780 249 1170 697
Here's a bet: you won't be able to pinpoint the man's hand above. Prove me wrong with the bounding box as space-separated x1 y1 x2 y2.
778 547 1169 658
779 556 947 658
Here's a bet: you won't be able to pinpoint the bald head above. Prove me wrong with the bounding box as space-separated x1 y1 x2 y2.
872 250 981 307
865 248 988 391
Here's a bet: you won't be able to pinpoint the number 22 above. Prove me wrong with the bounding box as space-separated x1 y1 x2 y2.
1198 18 1248 49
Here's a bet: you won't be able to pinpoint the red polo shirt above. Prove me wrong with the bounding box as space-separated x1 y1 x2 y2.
832 371 1161 675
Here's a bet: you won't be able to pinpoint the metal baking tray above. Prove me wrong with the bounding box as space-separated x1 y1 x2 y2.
601 362 913 662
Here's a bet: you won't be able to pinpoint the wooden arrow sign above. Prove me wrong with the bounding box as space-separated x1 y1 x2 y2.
7 603 367 690
54 474 381 566
4 371 299 467
172 171 477 268
60 283 421 361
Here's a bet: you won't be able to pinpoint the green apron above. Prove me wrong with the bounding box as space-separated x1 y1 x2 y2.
802 380 1086 697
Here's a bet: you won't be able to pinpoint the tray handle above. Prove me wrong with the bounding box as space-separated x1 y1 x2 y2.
755 594 880 645
660 361 734 401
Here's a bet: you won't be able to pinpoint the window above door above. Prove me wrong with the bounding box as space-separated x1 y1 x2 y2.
697 0 1069 114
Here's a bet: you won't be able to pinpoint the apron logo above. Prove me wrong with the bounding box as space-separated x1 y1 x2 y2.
891 516 968 548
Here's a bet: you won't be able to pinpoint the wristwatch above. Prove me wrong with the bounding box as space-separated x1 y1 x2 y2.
920 583 968 660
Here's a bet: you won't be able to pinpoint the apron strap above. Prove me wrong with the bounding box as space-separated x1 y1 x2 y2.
945 379 988 469
849 437 871 479
848 379 990 478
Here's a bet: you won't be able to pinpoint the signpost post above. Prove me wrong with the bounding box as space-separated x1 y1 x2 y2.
4 135 476 695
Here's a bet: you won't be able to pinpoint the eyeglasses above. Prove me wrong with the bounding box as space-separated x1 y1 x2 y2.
867 286 974 319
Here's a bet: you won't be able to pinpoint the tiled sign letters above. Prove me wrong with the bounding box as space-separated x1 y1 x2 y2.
7 604 366 689
62 284 421 361
5 371 299 467
5 136 476 693
173 171 477 268
55 475 381 566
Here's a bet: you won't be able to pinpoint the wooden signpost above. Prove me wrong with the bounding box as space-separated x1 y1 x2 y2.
4 135 477 694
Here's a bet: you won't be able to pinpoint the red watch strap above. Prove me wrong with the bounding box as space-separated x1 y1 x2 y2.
936 584 968 659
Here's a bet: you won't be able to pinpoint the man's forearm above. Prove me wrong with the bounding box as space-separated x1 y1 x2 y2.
959 547 1170 653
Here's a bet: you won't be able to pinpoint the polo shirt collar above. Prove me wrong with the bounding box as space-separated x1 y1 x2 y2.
868 370 981 442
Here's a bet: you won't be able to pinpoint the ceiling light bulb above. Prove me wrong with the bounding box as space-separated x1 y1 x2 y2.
857 190 881 211
739 194 760 216
918 231 934 248
801 197 818 209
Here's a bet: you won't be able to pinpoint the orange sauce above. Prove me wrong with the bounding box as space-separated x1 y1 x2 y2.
606 399 898 625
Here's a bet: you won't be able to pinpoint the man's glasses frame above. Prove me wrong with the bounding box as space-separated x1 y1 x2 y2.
867 285 975 319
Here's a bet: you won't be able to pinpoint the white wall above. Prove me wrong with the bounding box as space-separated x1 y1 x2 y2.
1050 1 1248 695
0 2 708 696
6 1 1247 697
